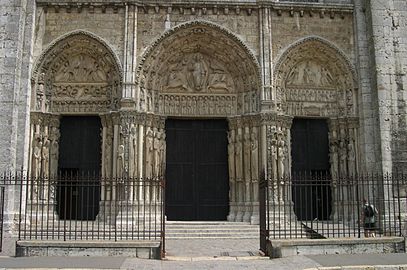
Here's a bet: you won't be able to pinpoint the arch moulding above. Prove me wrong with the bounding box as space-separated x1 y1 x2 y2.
135 20 263 117
273 35 358 119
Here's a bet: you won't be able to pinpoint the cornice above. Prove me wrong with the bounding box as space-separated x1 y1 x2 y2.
35 1 354 14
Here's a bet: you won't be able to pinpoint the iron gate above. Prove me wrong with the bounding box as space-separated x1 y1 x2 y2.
259 172 405 255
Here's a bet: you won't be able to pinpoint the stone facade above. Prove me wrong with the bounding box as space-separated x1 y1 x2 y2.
0 0 406 231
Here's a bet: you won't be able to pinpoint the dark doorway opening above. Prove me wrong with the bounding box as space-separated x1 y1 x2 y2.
57 116 102 220
165 119 229 221
291 118 331 221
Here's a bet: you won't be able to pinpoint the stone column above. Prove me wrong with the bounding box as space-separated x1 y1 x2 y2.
250 125 260 224
263 114 295 227
234 122 244 222
98 114 114 222
116 113 164 225
243 125 252 222
27 113 60 223
227 125 236 222
328 119 340 221
121 4 137 109
112 113 120 201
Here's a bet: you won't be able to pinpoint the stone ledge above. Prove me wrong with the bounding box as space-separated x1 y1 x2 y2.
268 237 405 258
16 240 162 259
305 265 407 270
271 237 405 246
17 240 160 248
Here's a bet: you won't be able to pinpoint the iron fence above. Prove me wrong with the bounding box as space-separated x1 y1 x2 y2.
260 172 406 252
0 185 4 252
0 172 165 254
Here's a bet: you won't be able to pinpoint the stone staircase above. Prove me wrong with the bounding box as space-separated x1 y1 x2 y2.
165 221 260 239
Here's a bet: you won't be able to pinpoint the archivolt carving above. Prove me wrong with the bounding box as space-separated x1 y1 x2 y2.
31 31 122 114
137 20 261 116
274 36 357 118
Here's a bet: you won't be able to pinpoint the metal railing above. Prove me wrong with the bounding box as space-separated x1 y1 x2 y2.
260 172 405 246
0 186 4 252
0 172 165 255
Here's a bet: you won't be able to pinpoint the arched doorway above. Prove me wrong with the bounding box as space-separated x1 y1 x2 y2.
30 31 122 220
273 36 358 222
137 20 262 223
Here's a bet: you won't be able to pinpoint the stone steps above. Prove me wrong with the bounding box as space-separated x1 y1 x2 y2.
165 221 259 239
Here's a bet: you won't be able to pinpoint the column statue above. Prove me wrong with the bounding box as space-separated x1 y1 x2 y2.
104 127 113 179
227 132 236 202
117 144 125 178
145 128 154 179
270 136 278 202
235 133 243 201
235 132 244 221
277 133 286 201
243 128 251 202
251 128 259 201
160 133 166 176
329 141 339 179
32 134 42 179
347 139 356 176
339 140 347 177
50 127 60 177
153 130 161 177
129 124 138 178
41 134 50 179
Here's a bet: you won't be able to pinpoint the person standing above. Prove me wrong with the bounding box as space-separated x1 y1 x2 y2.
362 198 378 237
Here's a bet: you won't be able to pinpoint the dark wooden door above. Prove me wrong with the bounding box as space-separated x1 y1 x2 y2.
291 118 331 221
57 116 101 220
165 119 229 221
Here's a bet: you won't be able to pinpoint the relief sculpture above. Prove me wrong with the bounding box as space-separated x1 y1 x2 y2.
163 53 234 93
54 54 110 83
286 61 335 88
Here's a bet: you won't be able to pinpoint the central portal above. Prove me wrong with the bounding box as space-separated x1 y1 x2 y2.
165 119 229 221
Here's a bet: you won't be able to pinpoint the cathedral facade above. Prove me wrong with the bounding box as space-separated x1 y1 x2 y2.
0 0 406 238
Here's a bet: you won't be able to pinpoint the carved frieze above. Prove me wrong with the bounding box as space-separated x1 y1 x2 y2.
52 84 110 99
158 93 237 116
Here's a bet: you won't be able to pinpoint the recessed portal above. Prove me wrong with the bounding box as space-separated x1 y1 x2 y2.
57 116 101 220
291 118 332 221
165 119 229 221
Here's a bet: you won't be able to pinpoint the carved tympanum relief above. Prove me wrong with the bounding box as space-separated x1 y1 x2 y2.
32 33 121 114
274 38 357 118
163 52 234 94
137 22 261 116
286 60 335 88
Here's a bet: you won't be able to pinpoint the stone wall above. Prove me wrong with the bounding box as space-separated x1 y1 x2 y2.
34 6 125 64
137 7 259 57
365 0 407 173
0 0 34 172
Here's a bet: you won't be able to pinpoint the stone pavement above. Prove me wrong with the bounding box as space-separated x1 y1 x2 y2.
0 238 407 269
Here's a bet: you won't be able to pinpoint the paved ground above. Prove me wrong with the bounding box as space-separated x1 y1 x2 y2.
0 238 407 269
